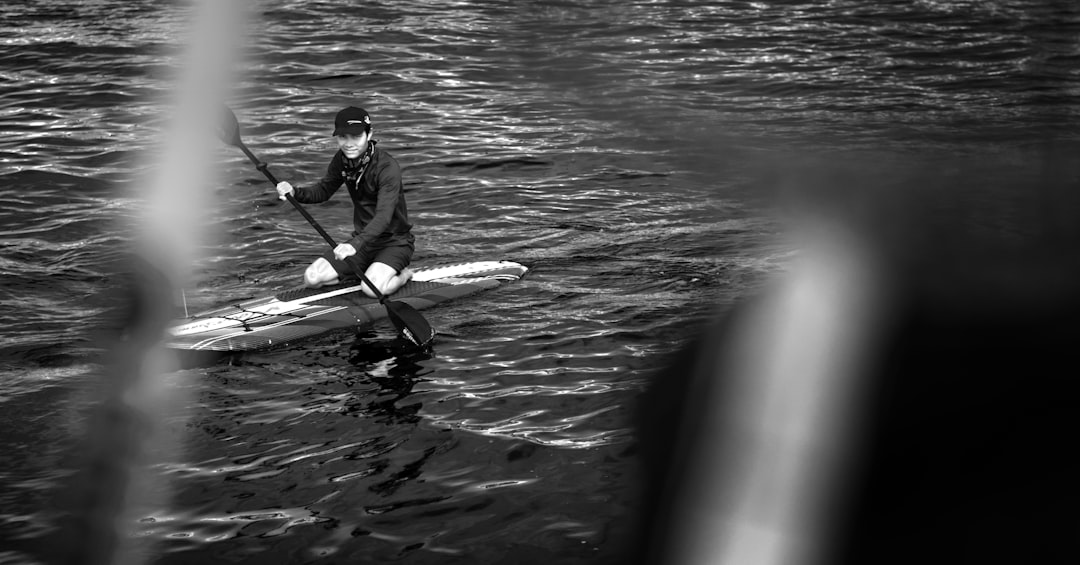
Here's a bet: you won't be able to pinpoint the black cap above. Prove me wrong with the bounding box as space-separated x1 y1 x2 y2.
333 106 372 136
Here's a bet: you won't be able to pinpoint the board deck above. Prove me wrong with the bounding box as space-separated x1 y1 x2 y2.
165 260 528 352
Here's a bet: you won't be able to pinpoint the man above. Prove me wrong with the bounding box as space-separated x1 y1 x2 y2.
276 106 414 297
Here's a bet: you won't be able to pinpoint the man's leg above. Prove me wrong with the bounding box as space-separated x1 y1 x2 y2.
303 257 341 288
359 241 415 297
361 262 413 298
306 244 379 288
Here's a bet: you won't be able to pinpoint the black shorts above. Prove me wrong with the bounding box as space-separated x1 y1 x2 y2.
321 239 414 281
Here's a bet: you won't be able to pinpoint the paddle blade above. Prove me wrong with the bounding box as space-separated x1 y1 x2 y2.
218 105 243 147
384 300 436 348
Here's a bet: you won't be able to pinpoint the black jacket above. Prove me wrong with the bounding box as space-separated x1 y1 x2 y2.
293 142 413 251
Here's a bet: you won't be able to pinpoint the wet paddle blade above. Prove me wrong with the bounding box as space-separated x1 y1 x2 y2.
385 300 436 348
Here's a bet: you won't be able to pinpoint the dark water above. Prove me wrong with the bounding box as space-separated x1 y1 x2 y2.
1 1 1077 563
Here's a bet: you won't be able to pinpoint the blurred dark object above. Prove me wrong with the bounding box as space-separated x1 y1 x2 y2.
633 149 1080 564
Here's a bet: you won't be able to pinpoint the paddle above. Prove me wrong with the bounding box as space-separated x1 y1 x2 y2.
218 106 435 348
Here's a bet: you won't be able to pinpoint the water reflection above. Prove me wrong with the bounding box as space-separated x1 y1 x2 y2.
343 331 434 428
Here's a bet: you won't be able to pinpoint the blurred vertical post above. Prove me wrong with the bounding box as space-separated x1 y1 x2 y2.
63 1 248 564
661 219 885 565
636 152 1080 564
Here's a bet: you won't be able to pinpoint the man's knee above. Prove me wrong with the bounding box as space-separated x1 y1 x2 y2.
305 258 338 287
363 262 398 295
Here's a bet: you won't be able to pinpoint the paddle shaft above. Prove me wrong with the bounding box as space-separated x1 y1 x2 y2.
236 141 392 304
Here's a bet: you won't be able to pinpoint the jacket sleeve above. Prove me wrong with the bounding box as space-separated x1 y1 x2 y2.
293 153 344 204
347 157 403 251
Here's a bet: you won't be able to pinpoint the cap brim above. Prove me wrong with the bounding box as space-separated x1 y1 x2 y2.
333 125 368 136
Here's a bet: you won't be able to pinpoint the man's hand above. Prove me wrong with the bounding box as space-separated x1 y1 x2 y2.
275 181 294 201
333 243 357 261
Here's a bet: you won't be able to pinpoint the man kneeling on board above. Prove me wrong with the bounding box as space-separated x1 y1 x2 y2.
276 106 414 297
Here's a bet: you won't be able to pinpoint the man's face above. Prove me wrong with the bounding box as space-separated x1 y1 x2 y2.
336 131 369 160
